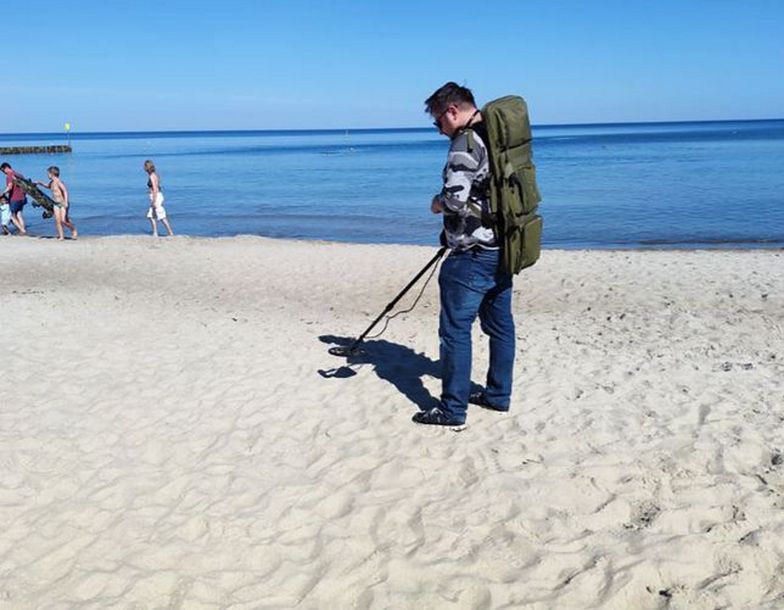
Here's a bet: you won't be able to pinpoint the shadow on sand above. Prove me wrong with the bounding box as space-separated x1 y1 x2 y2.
318 335 442 411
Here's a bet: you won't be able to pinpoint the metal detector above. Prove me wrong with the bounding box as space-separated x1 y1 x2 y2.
328 246 447 357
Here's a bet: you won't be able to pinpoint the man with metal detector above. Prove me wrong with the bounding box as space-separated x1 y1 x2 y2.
412 82 519 427
1 163 28 235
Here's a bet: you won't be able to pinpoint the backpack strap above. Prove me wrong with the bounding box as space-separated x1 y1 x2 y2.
459 109 482 153
465 129 475 153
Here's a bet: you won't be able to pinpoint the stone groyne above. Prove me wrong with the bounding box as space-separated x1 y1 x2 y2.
0 145 72 155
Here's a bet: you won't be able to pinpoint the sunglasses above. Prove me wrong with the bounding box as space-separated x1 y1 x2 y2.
432 108 449 130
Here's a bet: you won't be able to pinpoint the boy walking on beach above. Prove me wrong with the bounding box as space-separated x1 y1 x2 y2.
1 162 28 235
36 166 78 240
1 191 9 235
412 82 516 427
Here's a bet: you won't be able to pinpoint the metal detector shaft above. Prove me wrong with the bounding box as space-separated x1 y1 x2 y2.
347 246 447 351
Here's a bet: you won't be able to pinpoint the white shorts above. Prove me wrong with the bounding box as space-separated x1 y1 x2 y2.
147 192 167 219
0 203 10 226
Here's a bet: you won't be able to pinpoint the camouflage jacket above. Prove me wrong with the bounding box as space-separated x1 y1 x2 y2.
435 122 497 251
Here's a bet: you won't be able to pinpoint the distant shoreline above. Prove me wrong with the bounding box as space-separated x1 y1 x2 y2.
4 232 784 252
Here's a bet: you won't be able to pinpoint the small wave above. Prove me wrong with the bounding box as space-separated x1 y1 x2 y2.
637 236 784 246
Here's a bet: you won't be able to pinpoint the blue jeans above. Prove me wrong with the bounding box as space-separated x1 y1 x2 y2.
438 247 515 422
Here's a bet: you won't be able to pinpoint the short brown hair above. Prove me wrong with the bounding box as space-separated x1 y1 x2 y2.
47 166 60 177
424 82 476 116
144 160 156 173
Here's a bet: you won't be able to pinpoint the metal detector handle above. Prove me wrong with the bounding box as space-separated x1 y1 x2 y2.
348 246 447 350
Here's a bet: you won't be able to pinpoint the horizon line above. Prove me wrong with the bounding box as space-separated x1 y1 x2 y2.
2 116 783 137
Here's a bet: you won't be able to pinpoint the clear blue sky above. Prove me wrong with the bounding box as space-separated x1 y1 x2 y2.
6 0 783 132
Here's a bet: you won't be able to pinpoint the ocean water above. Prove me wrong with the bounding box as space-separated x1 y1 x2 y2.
2 119 783 248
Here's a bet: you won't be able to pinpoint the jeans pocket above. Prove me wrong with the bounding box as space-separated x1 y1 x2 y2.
440 251 475 298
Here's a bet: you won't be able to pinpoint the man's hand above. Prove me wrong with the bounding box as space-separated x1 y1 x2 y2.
431 196 443 214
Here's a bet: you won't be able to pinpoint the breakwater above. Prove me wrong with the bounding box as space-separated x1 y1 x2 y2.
0 145 72 155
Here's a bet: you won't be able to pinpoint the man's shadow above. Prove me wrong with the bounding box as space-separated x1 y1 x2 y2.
318 335 441 411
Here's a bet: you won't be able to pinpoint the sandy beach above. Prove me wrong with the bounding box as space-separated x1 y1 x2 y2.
1 236 782 609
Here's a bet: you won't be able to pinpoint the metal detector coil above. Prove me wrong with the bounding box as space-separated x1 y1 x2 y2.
328 345 368 357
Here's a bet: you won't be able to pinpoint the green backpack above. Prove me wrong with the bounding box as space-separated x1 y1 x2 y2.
479 95 543 274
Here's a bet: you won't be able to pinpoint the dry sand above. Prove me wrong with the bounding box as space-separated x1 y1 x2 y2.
1 236 782 609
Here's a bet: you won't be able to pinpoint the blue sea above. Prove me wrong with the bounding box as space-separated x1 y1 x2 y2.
2 119 783 248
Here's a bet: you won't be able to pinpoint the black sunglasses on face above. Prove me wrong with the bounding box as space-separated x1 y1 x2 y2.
432 108 449 129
